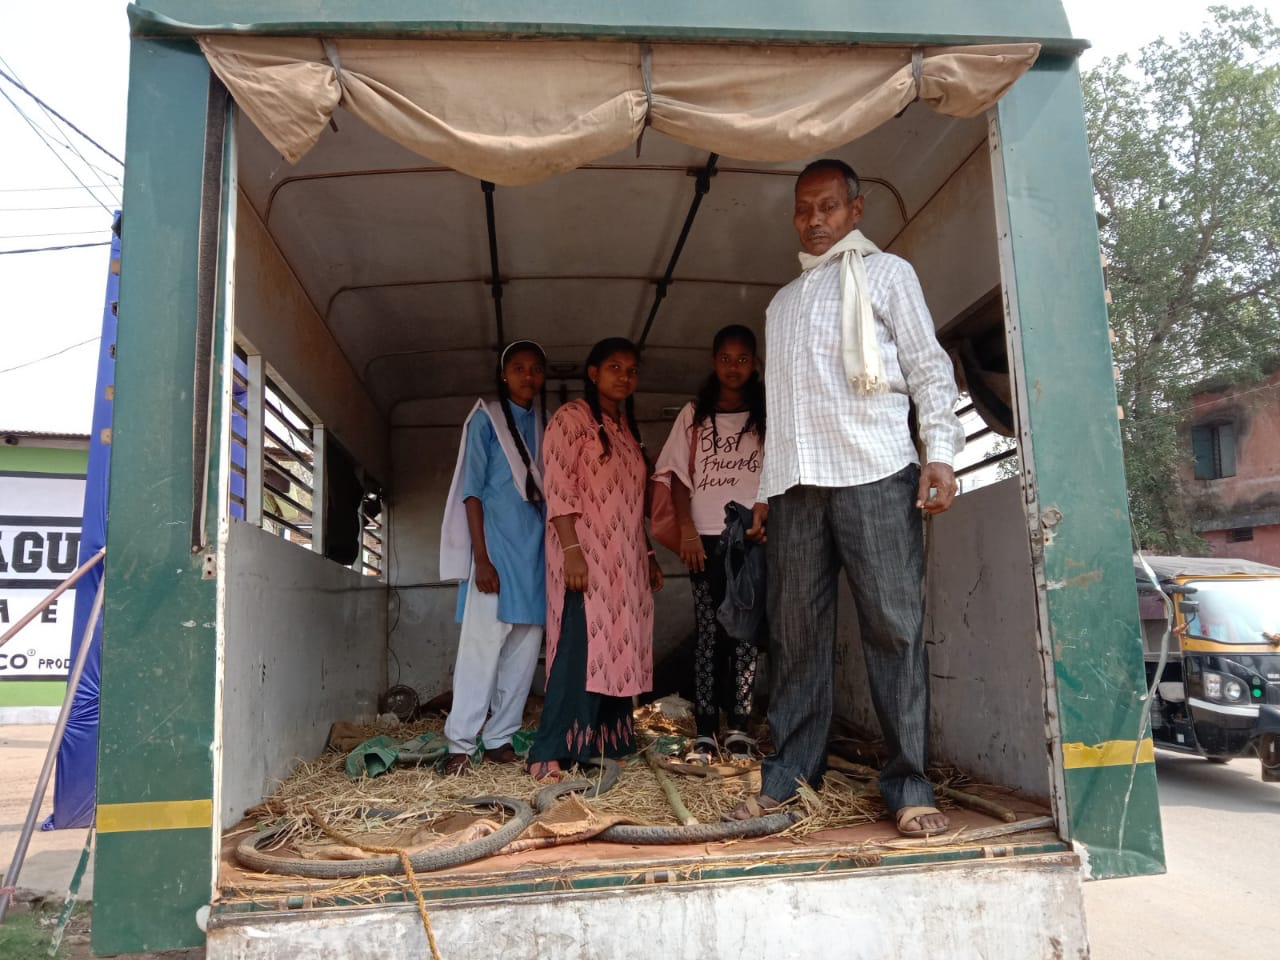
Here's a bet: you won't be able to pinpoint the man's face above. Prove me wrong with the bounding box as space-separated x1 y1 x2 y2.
793 170 864 256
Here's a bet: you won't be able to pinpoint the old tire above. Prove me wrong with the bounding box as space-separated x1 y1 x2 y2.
536 769 798 844
235 796 533 878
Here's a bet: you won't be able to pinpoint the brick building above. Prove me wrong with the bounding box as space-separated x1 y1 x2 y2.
1183 364 1280 565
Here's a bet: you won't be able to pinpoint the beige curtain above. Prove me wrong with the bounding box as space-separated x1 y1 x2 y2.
199 36 1039 185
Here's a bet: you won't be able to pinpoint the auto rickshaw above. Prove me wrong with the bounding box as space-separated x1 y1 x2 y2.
1135 555 1280 781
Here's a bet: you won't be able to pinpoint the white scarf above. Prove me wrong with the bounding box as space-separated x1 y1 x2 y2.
797 229 887 395
438 398 543 581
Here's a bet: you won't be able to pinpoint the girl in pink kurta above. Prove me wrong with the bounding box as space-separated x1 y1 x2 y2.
527 338 664 780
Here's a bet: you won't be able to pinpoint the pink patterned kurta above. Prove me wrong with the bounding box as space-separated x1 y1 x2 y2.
543 399 654 697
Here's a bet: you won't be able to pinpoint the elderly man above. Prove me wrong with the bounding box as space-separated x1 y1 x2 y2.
735 158 964 837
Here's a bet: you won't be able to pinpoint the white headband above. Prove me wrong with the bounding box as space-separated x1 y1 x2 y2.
500 340 546 368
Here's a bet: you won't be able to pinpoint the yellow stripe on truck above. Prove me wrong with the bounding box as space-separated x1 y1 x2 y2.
97 798 213 833
1062 738 1155 769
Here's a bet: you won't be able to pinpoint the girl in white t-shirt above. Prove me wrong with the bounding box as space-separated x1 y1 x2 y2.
653 324 766 763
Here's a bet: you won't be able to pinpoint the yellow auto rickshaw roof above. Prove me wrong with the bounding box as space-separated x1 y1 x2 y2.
1135 554 1280 583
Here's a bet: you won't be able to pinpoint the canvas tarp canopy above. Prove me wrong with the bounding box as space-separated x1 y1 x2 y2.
199 37 1040 185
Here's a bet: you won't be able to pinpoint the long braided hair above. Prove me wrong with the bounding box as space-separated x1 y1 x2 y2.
495 340 547 504
691 324 766 450
582 337 648 466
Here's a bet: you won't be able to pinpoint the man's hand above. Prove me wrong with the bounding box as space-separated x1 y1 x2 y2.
746 502 769 543
474 558 501 593
916 462 957 515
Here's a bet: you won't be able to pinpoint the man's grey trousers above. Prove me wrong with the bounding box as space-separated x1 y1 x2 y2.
760 465 935 814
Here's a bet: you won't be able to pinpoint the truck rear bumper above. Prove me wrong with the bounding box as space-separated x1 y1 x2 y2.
207 851 1088 960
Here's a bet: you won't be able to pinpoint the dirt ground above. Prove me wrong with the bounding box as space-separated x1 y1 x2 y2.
1 898 202 960
0 725 203 958
0 725 94 897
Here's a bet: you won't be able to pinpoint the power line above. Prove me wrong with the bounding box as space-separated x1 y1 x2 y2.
0 241 112 256
1112 327 1280 397
0 83 115 216
0 337 100 376
0 229 111 240
1122 378 1280 431
0 203 109 212
0 56 122 203
0 65 123 167
0 185 120 193
0 65 123 199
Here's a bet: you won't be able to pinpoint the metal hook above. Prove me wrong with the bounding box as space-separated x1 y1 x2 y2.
637 43 653 158
322 39 343 132
894 48 925 119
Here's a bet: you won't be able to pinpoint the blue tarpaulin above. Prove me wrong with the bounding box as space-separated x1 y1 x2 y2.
43 220 119 831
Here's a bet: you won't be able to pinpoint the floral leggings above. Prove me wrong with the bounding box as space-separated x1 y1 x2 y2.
691 535 758 738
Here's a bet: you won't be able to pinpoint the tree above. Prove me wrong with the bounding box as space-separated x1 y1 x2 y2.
1083 5 1280 552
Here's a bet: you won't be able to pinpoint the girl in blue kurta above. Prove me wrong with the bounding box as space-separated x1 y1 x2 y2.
439 341 548 775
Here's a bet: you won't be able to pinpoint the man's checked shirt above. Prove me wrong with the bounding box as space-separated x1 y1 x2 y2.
757 252 965 501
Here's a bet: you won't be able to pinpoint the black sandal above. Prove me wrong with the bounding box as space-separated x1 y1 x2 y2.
684 736 717 765
723 730 758 761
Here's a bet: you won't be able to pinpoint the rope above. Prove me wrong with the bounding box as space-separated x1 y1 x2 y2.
305 806 443 960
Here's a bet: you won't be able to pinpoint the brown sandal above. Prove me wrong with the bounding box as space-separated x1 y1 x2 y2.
441 752 472 776
895 805 949 838
483 744 518 764
723 793 783 821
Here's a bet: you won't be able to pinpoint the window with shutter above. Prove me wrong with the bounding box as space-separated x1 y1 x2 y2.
1190 422 1237 480
1216 422 1236 478
1191 425 1215 479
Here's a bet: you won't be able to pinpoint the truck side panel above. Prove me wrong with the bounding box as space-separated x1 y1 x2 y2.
130 0 1080 51
994 55 1164 878
94 38 217 954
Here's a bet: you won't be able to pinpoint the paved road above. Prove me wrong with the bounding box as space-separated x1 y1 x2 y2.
1083 750 1280 959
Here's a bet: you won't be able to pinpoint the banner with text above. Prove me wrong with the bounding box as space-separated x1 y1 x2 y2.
0 473 86 679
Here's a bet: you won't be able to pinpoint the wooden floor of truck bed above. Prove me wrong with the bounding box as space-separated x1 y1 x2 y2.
216 791 1060 909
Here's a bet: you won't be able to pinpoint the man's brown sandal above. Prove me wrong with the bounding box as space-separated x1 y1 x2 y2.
723 793 783 821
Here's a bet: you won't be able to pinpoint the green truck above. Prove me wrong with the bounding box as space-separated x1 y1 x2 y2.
95 2 1162 955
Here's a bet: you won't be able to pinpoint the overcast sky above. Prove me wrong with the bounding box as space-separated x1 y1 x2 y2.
1 1 1275 434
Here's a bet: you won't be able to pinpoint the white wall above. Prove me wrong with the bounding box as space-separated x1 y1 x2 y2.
385 426 463 700
888 143 1001 331
833 478 1050 799
221 521 387 824
234 198 390 482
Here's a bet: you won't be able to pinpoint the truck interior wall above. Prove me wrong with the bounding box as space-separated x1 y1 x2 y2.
832 478 1050 799
385 425 463 701
921 478 1048 797
220 521 388 824
234 198 390 482
886 143 1000 332
386 412 697 702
